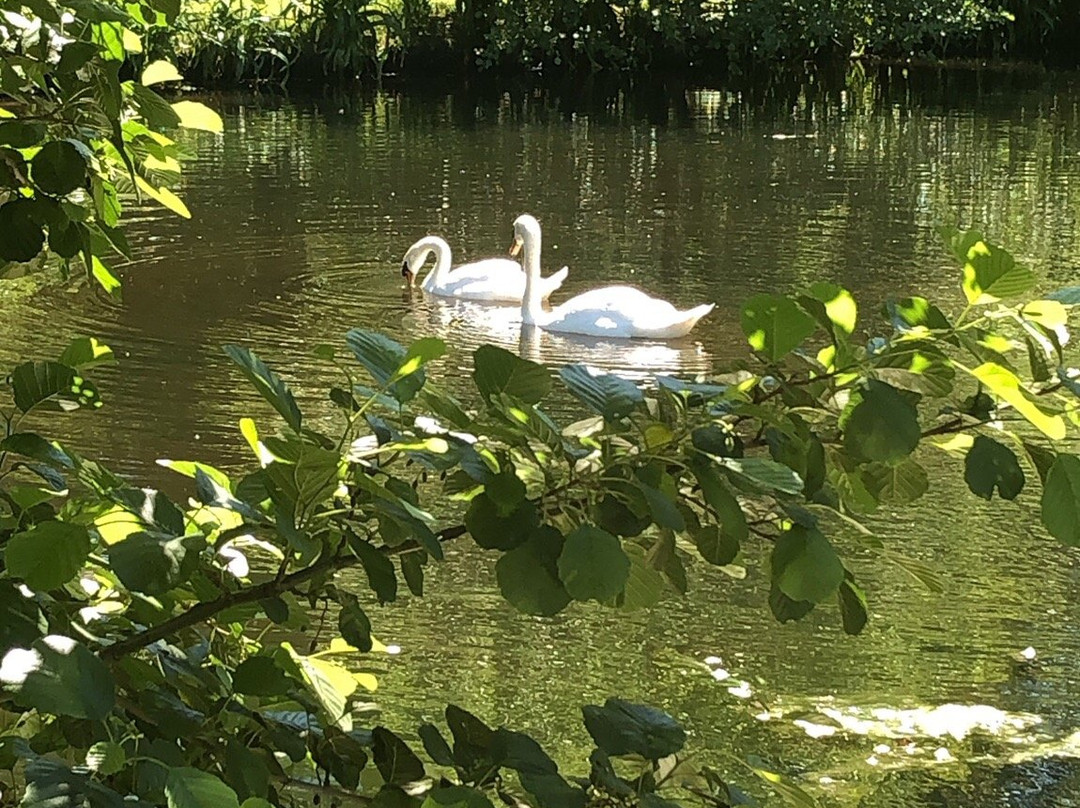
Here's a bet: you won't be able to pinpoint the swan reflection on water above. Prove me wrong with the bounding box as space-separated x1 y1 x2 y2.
403 291 714 380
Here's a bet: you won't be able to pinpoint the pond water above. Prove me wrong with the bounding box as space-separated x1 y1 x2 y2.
7 65 1080 804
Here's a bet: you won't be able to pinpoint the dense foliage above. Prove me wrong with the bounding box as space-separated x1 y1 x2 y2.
3 218 1080 805
142 0 1077 86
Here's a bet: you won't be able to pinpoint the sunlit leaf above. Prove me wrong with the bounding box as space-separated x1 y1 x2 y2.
0 635 114 720
4 522 90 591
740 293 817 361
171 100 224 133
970 362 1065 439
141 59 182 86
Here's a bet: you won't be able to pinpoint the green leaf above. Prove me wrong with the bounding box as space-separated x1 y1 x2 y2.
593 494 650 538
11 360 102 413
30 140 88 196
86 741 126 775
719 456 804 494
636 482 684 531
860 458 929 504
0 200 45 262
130 83 182 129
5 522 90 591
421 787 495 808
558 364 643 420
748 762 821 808
59 337 115 369
692 463 749 543
769 583 814 623
1042 454 1080 546
233 656 292 696
465 493 537 551
843 380 920 464
693 524 739 566
224 739 269 801
619 543 664 611
283 644 358 731
0 635 115 720
373 726 426 785
557 525 630 602
223 345 302 433
886 296 951 331
172 101 224 133
800 282 857 337
337 592 373 652
0 121 47 148
349 536 398 603
492 728 558 775
771 525 844 604
1023 440 1056 486
20 758 125 808
964 436 1025 501
581 699 686 760
141 59 182 85
955 232 1035 304
740 294 817 361
165 767 240 808
419 724 455 767
484 469 525 515
496 526 571 616
472 345 550 404
838 575 868 636
971 362 1066 439
110 533 203 595
346 329 426 403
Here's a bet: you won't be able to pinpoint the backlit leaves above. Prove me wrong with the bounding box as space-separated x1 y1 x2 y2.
4 522 90 591
472 345 550 404
740 294 817 361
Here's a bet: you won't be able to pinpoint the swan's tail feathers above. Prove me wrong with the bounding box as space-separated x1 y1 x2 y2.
542 266 570 297
676 303 715 337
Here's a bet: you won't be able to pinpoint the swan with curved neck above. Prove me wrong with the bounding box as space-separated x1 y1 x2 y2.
401 235 568 303
509 215 714 339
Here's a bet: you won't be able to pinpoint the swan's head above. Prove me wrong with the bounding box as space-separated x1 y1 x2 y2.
402 238 440 286
509 214 541 257
400 259 415 285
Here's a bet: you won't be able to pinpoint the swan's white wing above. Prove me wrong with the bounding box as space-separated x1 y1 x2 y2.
545 285 712 338
428 258 526 301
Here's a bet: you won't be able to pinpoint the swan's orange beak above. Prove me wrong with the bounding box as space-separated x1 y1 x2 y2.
509 238 522 258
401 260 415 285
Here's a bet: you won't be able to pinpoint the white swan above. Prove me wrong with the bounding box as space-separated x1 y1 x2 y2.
401 235 568 303
509 215 714 339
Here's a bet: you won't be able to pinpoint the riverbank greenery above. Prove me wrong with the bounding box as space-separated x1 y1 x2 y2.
138 0 1080 87
6 0 1080 805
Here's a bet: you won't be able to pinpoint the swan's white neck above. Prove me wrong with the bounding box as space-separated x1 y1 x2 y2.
519 228 545 326
414 237 452 290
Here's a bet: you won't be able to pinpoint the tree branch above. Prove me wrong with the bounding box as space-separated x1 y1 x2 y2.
98 524 467 661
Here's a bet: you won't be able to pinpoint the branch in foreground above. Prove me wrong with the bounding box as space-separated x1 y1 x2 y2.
98 524 468 661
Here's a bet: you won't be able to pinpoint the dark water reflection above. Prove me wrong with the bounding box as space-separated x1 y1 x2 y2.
6 66 1080 803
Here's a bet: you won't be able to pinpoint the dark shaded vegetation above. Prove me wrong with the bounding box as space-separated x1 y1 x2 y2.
142 0 1080 89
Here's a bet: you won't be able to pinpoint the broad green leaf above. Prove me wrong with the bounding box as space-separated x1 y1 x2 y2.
771 525 844 604
860 459 929 504
86 741 126 775
1023 440 1056 485
135 175 190 218
172 101 224 133
0 199 44 262
349 536 398 603
801 282 856 335
769 583 814 623
559 364 643 420
619 543 664 611
223 345 302 432
557 526 630 602
141 59 182 85
582 699 686 760
59 337 114 369
224 739 269 801
130 83 181 129
373 726 425 785
159 458 231 489
465 493 537 551
337 592 373 652
20 758 125 808
872 342 955 397
0 635 114 720
719 456 804 494
838 575 868 636
11 360 101 413
843 380 920 463
419 724 455 766
110 533 203 595
165 767 240 808
5 522 90 591
636 481 684 531
472 345 550 404
957 234 1035 304
31 140 87 196
964 435 1025 500
492 728 558 776
740 293 817 361
233 656 292 696
484 469 525 515
284 643 357 731
90 255 122 300
496 526 571 616
1022 299 1068 329
593 494 650 538
970 362 1065 439
692 463 749 543
1042 454 1080 546
346 328 425 403
693 524 739 566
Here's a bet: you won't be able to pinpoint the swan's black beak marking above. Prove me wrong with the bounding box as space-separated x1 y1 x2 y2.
401 261 414 284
